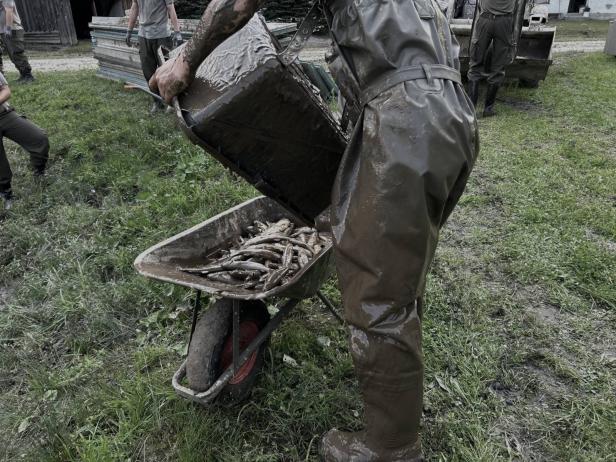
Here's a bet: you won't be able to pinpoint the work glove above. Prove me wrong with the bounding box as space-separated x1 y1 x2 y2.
172 31 183 48
125 29 133 47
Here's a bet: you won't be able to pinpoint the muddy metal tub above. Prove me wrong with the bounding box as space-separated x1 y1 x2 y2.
135 14 346 405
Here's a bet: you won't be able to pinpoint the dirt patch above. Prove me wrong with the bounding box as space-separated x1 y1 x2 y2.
552 40 605 54
585 228 616 253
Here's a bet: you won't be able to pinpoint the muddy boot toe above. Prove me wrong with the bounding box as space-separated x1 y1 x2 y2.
320 429 423 462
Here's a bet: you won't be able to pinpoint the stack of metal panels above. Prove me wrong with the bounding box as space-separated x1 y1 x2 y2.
605 20 616 57
89 16 297 88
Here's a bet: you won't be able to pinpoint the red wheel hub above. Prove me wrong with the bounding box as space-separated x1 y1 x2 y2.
220 320 261 385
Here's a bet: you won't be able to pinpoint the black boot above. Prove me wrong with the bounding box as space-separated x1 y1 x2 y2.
467 80 480 108
17 73 35 84
483 84 499 117
0 188 13 210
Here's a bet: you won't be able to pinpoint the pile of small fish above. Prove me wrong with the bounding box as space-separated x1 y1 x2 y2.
179 219 328 292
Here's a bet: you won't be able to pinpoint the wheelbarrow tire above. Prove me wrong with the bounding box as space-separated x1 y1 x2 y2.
186 299 270 403
220 300 270 403
186 298 232 393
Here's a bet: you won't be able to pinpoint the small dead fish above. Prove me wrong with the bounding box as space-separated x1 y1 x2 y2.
298 253 310 268
263 267 290 291
282 243 293 267
229 248 282 261
230 270 261 281
206 272 236 284
180 260 269 274
307 232 317 248
264 218 292 236
292 227 314 237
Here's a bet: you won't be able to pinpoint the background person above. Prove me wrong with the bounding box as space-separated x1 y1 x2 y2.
0 71 49 209
467 0 516 116
150 0 478 460
0 0 34 83
126 0 183 113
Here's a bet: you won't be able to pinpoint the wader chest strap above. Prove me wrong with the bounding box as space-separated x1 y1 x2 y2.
361 64 462 106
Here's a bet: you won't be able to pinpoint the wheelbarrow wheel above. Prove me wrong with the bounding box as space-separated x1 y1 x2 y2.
186 299 270 403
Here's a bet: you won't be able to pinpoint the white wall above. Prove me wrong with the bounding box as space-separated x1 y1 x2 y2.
548 0 569 14
587 0 616 13
548 0 616 14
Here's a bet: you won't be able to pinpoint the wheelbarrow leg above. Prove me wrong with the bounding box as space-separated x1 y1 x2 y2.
188 290 202 348
232 299 241 374
316 290 344 325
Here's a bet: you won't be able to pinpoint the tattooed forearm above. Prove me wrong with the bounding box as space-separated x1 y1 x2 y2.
183 0 266 73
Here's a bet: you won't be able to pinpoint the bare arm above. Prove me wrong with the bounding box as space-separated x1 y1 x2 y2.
0 86 11 105
182 0 265 73
167 3 180 33
127 0 139 31
4 6 13 32
150 0 265 102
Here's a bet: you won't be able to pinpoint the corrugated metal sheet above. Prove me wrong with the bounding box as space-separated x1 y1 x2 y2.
89 16 297 88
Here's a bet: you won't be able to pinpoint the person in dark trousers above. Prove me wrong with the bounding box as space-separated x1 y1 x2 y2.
0 71 49 209
467 0 516 116
126 0 183 113
150 0 478 459
0 0 34 83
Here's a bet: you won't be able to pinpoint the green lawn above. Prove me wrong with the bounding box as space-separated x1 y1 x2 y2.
551 19 610 41
1 53 615 461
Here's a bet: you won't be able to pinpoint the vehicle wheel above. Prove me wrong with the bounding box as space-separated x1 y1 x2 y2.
519 78 540 88
186 299 270 403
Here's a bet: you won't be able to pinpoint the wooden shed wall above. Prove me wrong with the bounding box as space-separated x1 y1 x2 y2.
15 0 77 47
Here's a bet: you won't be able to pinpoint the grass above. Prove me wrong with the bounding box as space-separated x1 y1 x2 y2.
28 40 95 59
550 19 610 41
0 52 615 461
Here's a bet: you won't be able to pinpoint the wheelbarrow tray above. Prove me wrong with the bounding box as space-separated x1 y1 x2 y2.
134 196 334 301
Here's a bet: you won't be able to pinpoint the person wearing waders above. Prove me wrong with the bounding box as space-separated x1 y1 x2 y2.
0 0 34 83
467 0 516 116
126 0 183 113
150 0 478 459
0 71 49 209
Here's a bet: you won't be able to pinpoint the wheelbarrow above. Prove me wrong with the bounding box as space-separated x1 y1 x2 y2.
134 196 342 404
134 14 347 405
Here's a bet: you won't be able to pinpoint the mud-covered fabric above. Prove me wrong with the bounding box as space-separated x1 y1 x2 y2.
0 110 49 192
479 0 515 15
0 29 32 76
467 12 514 84
324 0 478 455
139 35 172 83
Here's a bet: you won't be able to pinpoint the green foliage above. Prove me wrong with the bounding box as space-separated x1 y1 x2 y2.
0 52 615 461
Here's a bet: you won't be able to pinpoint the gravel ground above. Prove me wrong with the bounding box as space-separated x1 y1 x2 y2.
2 38 606 75
4 56 97 74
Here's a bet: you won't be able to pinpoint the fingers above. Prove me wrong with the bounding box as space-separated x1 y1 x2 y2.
148 71 159 94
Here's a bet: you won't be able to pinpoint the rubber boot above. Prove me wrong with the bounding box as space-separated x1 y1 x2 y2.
321 303 424 462
467 80 480 108
483 84 499 117
16 73 35 84
0 188 13 210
